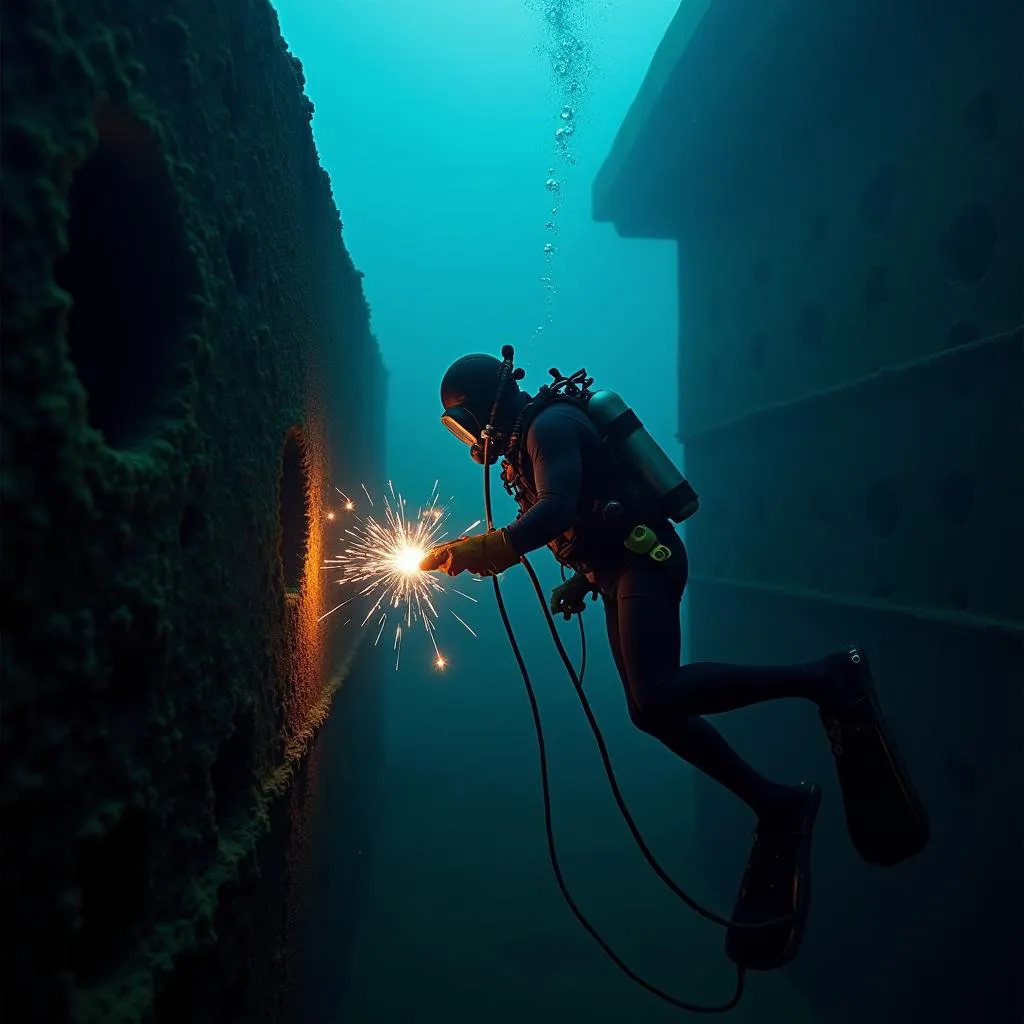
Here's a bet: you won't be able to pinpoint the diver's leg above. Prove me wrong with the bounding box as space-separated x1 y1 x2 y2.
605 566 798 819
614 558 819 971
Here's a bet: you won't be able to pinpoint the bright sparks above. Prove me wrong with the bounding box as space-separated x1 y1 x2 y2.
393 544 425 576
321 481 478 671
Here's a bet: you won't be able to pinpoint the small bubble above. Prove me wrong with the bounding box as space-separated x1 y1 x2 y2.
545 178 560 192
543 242 555 253
561 106 574 120
551 207 558 215
545 220 555 229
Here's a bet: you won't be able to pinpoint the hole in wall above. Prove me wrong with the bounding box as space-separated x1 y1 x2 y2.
864 478 901 536
946 321 979 349
280 428 311 594
940 204 997 286
963 88 1001 144
863 265 891 309
54 109 198 448
798 302 827 350
859 161 896 231
934 469 976 528
70 807 151 982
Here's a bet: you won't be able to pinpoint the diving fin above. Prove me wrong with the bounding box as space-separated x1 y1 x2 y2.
726 783 821 972
820 646 930 867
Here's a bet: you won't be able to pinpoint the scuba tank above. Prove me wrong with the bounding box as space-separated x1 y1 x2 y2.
586 388 699 523
508 365 699 525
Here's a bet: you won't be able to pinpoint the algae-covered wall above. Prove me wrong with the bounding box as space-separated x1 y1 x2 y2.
1 2 386 1021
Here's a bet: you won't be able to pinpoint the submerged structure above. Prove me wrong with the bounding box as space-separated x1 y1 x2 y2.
2 2 387 1021
594 1 1022 1021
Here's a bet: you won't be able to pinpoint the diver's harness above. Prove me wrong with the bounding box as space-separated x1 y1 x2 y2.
471 346 794 1016
499 367 674 572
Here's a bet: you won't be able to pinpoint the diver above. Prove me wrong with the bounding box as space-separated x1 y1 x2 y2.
420 350 930 972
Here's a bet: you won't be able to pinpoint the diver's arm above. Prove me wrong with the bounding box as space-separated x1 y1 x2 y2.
504 407 582 555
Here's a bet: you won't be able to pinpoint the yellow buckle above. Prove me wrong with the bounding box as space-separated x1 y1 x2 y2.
624 525 672 562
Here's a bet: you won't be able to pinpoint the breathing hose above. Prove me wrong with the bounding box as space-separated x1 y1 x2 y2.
479 432 749 1015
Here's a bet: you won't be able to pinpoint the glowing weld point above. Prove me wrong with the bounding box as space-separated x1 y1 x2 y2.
327 511 336 521
392 544 426 577
321 481 477 670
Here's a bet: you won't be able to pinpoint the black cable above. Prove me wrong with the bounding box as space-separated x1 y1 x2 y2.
482 436 746 1014
559 565 588 688
523 560 792 933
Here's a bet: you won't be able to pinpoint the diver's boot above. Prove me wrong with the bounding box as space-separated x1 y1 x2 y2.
819 646 930 867
725 782 821 972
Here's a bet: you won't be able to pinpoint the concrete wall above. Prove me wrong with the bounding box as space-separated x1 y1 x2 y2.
2 2 387 1021
675 4 1022 1022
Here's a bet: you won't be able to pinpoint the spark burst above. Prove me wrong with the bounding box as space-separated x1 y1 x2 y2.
321 481 480 670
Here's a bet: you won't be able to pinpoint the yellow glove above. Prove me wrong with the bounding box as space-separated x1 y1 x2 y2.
419 528 520 577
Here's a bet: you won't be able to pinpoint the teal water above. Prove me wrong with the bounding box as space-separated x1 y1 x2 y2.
273 1 822 1019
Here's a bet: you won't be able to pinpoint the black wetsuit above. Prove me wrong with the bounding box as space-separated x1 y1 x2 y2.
505 402 832 817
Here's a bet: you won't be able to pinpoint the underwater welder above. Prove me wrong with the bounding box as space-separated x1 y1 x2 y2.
420 348 930 973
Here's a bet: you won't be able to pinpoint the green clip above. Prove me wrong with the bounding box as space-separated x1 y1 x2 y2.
624 524 656 554
624 525 672 562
